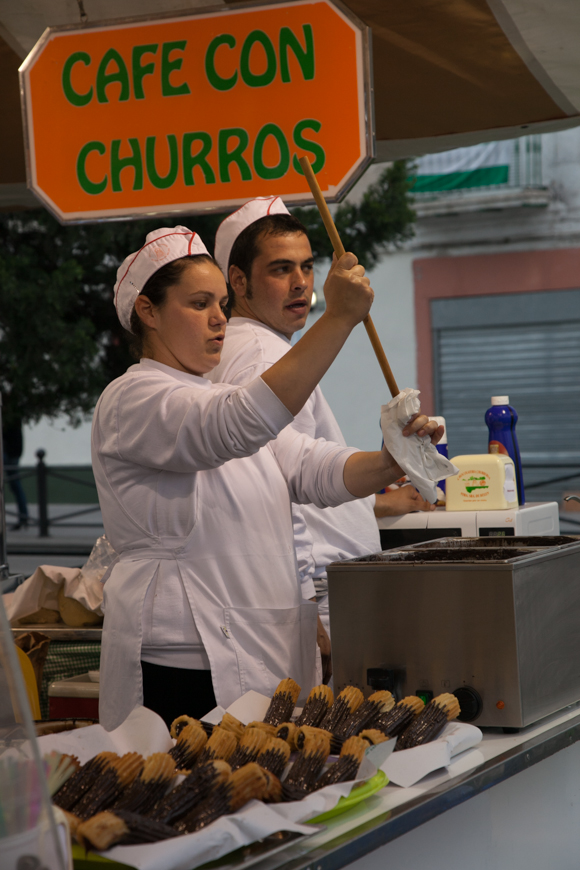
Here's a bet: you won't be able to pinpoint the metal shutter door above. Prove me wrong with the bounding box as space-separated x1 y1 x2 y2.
432 291 580 501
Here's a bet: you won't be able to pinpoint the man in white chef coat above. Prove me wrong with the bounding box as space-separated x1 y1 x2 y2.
208 197 433 678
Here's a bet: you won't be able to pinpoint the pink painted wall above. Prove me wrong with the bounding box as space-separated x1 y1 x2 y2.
413 248 580 414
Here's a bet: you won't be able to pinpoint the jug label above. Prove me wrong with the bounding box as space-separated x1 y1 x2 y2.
457 469 491 501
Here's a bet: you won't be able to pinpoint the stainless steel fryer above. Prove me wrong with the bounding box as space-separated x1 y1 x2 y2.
327 536 580 728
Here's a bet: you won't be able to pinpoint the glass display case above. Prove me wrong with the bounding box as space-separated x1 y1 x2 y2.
0 593 69 869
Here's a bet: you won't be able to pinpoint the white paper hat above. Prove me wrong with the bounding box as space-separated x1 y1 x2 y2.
114 226 210 331
214 196 290 279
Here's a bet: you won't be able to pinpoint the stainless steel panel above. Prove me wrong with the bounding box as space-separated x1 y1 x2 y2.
328 564 523 727
409 536 579 549
328 541 580 728
513 554 580 726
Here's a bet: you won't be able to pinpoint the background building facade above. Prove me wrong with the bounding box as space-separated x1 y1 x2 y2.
20 128 580 507
312 127 580 505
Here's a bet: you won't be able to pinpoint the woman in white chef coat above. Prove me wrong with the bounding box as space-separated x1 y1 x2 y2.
93 226 441 730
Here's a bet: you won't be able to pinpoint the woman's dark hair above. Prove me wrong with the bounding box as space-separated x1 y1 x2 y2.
128 253 217 359
227 213 308 312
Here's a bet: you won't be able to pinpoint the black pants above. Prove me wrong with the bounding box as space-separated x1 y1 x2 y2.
141 661 217 728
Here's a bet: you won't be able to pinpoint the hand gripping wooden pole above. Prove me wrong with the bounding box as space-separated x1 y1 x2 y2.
298 156 400 398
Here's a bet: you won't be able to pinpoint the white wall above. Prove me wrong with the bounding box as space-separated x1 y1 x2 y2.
413 127 580 254
304 250 417 451
21 416 93 466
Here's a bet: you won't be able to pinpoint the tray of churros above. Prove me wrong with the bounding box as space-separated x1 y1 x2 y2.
27 680 477 870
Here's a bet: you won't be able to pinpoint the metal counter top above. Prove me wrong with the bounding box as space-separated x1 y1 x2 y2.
220 702 580 870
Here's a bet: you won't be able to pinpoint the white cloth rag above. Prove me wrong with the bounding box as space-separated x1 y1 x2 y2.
381 388 459 503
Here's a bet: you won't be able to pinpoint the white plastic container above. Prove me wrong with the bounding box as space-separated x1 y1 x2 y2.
1 826 41 870
446 454 518 511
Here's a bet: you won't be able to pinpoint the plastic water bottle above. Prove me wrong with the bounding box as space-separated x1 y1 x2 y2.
430 416 448 496
485 396 525 505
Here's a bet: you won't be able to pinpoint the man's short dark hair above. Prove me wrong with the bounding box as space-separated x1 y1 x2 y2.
227 213 308 312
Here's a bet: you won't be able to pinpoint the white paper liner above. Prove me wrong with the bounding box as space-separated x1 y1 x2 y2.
381 721 483 788
27 697 385 870
31 706 173 764
272 755 378 825
217 691 271 725
106 800 314 870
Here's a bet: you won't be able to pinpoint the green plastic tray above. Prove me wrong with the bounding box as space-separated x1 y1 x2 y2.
73 844 134 869
307 770 389 824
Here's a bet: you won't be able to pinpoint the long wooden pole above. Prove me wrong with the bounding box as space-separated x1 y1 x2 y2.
298 156 400 398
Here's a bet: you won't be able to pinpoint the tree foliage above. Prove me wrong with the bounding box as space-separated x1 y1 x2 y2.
0 160 414 426
0 211 221 427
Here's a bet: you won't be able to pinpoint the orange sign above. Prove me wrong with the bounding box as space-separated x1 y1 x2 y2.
19 1 372 223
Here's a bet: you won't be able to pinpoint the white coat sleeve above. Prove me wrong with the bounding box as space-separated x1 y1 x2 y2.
271 426 360 509
223 362 318 438
99 373 293 473
218 360 318 598
291 504 317 600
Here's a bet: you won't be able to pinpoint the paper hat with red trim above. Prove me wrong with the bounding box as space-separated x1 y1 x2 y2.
114 226 210 332
214 196 290 279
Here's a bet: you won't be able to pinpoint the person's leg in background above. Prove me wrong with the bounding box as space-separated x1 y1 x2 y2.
3 452 29 530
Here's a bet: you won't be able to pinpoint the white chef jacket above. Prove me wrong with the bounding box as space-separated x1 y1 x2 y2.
208 318 381 597
92 359 358 730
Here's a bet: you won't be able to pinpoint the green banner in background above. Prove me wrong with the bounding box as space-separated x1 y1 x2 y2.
411 164 509 192
410 140 514 193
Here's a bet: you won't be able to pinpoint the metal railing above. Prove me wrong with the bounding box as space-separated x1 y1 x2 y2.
3 452 579 541
3 450 101 537
512 136 543 189
521 462 580 531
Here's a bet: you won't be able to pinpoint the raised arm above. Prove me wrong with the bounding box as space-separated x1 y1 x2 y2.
259 254 441 450
260 253 372 416
273 419 443 506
